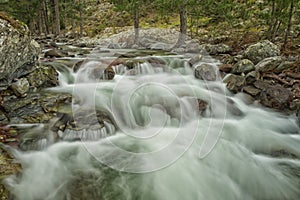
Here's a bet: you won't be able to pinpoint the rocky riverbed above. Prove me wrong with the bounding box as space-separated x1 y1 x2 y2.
0 14 300 199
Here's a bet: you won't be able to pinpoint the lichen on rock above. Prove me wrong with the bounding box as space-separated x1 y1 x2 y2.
0 12 40 85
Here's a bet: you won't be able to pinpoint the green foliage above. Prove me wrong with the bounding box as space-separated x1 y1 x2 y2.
0 0 40 24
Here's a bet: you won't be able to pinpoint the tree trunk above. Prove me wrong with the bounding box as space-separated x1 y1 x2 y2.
38 6 43 35
133 3 139 44
79 0 83 37
53 0 60 35
176 0 187 47
38 0 47 35
284 0 294 47
268 0 275 40
44 0 50 34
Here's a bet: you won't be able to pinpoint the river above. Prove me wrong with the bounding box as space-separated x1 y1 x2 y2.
3 47 300 200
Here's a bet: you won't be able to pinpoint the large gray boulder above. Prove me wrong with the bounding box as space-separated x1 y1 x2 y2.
0 13 40 89
243 40 280 64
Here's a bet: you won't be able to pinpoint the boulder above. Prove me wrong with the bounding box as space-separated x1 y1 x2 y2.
231 59 255 74
11 78 29 97
194 64 217 81
259 84 293 110
243 40 280 64
27 65 59 88
255 56 283 73
0 13 40 85
2 92 71 124
223 74 245 93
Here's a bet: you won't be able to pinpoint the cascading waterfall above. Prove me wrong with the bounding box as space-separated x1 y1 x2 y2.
3 48 300 200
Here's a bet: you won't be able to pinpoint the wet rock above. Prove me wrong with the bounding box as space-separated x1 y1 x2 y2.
259 84 293 110
243 86 261 96
27 65 59 88
243 40 280 64
147 57 166 67
223 74 245 93
197 99 208 115
255 56 282 73
55 109 115 141
201 43 231 55
231 59 255 74
44 49 66 58
104 66 115 80
18 119 59 151
2 93 72 124
85 63 116 80
227 98 244 117
188 54 203 66
270 149 298 159
124 61 136 69
0 14 40 84
73 60 85 72
10 78 29 97
194 64 217 81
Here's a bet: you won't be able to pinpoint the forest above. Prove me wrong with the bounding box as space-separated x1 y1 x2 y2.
0 0 299 47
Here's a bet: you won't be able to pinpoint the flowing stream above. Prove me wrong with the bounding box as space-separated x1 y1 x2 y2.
3 48 300 200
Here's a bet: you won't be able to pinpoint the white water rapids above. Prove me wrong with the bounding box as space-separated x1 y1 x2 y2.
3 49 300 200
